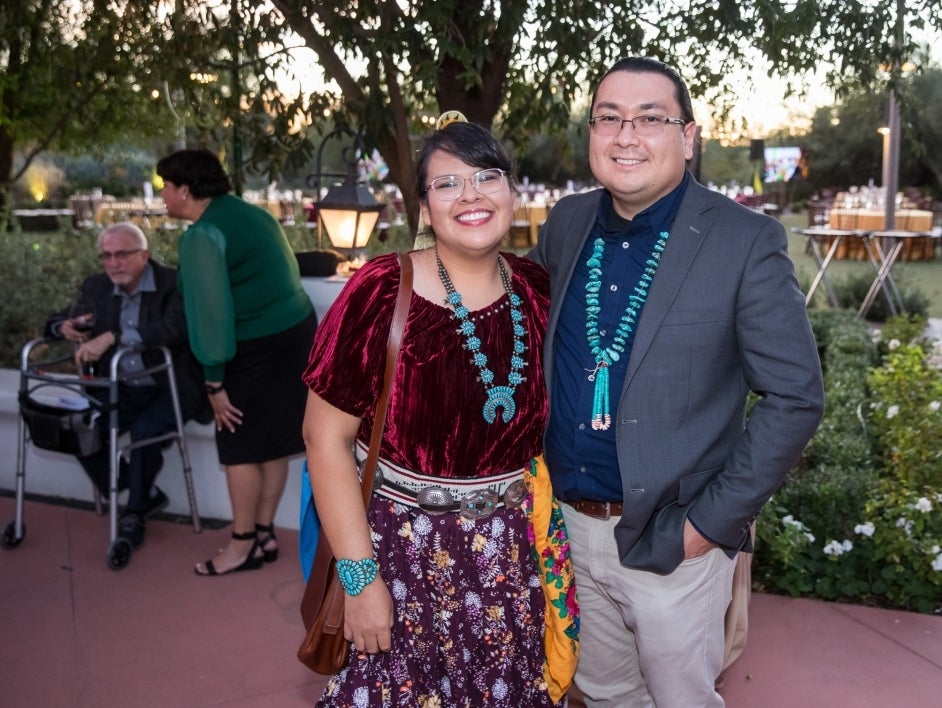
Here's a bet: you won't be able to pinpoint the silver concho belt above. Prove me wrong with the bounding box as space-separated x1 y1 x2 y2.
355 440 527 520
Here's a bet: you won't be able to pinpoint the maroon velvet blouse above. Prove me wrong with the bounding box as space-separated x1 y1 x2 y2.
303 252 549 479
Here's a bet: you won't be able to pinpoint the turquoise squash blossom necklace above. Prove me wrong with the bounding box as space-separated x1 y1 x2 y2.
585 230 669 430
436 250 527 424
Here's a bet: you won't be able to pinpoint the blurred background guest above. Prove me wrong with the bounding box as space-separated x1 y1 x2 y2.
44 222 208 550
157 148 317 576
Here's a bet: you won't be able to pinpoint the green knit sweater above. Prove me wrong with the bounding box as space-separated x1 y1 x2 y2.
177 194 313 382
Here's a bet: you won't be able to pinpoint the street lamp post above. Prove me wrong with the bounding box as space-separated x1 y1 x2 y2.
882 0 910 231
296 127 384 276
882 84 901 230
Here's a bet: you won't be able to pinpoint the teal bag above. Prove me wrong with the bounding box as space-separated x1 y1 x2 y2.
299 460 320 581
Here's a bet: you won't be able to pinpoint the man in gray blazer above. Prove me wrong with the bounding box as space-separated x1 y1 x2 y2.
529 57 824 707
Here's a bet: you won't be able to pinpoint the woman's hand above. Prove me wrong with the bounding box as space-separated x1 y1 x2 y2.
207 388 243 433
343 578 394 654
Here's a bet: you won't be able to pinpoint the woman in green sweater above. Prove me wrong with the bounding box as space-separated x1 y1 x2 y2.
157 149 317 576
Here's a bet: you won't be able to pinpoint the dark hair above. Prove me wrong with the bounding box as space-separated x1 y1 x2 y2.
415 121 517 202
592 57 695 124
155 148 233 199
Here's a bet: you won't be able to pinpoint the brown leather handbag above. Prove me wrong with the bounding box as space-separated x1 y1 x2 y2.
297 252 413 675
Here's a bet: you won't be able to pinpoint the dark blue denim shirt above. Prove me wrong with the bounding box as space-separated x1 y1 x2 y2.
546 173 690 501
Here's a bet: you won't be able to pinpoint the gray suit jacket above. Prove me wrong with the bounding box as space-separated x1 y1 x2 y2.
531 178 824 574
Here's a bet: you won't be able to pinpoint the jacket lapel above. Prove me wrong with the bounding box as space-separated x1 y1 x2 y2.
624 183 713 388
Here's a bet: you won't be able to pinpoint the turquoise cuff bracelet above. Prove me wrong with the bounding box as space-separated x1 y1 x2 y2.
336 557 379 596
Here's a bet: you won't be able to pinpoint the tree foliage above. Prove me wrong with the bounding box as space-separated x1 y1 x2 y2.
257 0 942 233
0 1 174 209
156 1 318 193
4 1 942 232
785 59 942 198
907 65 942 189
0 1 312 215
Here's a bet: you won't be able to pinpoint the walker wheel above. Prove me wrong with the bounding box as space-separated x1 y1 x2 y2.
1 520 25 549
107 537 133 570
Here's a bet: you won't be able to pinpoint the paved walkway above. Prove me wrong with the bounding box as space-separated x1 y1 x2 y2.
2 497 940 707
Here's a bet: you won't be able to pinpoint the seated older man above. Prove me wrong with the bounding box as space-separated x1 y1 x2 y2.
45 222 209 549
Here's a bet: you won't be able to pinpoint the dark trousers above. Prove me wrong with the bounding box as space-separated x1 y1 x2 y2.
78 385 177 515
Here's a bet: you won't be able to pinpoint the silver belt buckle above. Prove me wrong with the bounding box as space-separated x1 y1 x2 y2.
416 486 455 515
502 479 527 508
460 489 499 520
371 466 385 492
359 458 386 492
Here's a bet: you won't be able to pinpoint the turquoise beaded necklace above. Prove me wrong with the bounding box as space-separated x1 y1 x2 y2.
436 250 527 424
585 230 669 430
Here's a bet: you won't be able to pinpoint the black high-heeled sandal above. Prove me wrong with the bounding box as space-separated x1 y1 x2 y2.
255 523 279 563
194 530 264 576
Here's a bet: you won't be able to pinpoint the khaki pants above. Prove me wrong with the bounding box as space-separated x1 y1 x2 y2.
562 505 736 708
568 544 751 705
722 524 757 670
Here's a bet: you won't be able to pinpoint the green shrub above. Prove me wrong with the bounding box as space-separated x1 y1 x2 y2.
0 223 99 367
758 487 942 613
830 270 930 322
860 487 942 613
867 341 942 491
873 313 935 358
755 311 942 613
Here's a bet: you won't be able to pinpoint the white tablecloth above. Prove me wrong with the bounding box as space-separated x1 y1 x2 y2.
300 276 349 321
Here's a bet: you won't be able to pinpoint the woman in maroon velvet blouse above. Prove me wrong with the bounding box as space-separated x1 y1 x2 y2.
301 118 562 706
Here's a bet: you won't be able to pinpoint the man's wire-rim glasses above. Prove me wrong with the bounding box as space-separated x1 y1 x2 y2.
588 114 688 137
426 168 507 201
98 249 143 262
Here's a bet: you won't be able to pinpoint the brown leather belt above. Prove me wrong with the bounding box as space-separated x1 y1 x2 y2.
563 499 623 520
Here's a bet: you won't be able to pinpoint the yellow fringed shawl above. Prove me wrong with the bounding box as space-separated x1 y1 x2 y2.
523 455 580 703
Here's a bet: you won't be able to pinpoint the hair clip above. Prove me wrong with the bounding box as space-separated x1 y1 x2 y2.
436 110 468 130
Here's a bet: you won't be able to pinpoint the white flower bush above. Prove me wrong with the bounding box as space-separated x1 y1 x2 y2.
756 312 942 614
782 514 815 543
823 539 854 557
931 544 942 572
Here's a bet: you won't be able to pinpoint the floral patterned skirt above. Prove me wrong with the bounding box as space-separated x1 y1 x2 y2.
316 495 564 708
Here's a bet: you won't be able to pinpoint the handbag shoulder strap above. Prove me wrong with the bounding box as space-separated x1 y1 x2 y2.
359 251 412 504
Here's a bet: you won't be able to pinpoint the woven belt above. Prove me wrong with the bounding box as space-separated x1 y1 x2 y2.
355 440 526 520
562 499 623 520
